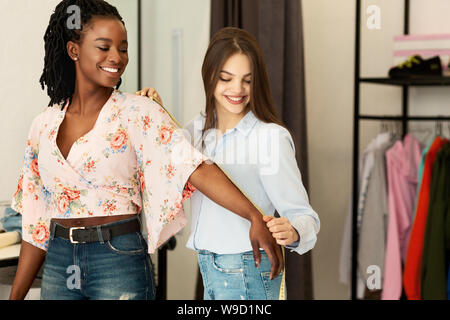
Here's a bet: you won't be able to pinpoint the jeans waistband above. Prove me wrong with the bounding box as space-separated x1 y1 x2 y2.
196 249 266 257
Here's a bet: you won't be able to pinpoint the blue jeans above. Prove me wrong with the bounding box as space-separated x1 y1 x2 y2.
40 217 155 300
197 250 283 300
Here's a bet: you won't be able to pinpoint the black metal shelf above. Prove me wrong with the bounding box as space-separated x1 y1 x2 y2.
0 257 18 268
359 115 450 121
360 76 450 86
351 0 450 300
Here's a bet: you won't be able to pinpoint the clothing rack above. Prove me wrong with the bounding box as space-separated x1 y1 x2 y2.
352 0 450 299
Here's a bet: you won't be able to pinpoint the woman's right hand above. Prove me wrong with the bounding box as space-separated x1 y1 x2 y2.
249 216 283 279
135 87 163 106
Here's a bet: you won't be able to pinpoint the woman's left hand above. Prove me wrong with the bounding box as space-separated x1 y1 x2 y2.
263 216 300 246
135 87 163 105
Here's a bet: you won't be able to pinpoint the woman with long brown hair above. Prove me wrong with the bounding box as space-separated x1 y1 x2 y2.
138 27 320 300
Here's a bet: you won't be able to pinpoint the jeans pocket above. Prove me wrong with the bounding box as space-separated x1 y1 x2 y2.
260 271 283 300
212 253 244 274
106 232 146 255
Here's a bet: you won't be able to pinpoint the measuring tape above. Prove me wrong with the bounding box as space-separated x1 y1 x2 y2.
151 96 286 300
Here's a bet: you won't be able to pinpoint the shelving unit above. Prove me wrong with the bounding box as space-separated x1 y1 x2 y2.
361 76 450 86
351 0 450 299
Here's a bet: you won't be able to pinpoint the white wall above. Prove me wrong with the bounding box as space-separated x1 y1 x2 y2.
303 0 450 299
0 0 61 203
108 0 139 94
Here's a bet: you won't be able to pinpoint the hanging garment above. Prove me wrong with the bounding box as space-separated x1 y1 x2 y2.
0 231 21 249
339 132 393 298
382 134 422 300
11 90 206 253
421 142 450 299
413 137 436 221
403 136 448 300
358 136 396 288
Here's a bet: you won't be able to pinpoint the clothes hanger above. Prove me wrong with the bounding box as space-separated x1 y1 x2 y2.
389 120 401 141
435 118 443 137
380 119 387 133
444 119 450 139
409 125 433 144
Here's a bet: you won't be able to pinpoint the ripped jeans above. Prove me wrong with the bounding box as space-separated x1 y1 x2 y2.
40 217 155 300
197 250 283 300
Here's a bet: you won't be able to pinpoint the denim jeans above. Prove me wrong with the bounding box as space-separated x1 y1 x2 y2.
40 217 155 300
197 250 283 300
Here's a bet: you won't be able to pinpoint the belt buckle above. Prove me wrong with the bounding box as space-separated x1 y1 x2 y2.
69 227 86 244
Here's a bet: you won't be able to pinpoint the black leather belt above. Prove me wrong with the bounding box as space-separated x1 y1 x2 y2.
50 218 141 244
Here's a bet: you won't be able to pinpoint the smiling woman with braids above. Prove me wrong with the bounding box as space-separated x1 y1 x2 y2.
9 0 282 300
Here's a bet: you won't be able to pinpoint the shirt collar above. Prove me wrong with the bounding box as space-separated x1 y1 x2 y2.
234 110 258 137
199 110 259 138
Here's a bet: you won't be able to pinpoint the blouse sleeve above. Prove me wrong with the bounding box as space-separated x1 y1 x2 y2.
11 112 51 251
258 126 320 255
126 97 207 253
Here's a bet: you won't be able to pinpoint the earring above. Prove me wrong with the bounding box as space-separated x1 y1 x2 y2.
73 57 78 61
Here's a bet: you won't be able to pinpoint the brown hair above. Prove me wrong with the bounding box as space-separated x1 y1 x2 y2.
201 27 285 148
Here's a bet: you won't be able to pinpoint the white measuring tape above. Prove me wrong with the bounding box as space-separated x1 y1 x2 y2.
151 96 286 300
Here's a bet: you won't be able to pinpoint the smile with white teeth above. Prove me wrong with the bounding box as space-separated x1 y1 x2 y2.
226 95 245 102
101 66 119 73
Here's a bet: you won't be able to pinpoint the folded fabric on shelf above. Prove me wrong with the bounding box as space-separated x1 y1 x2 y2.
0 207 21 235
0 231 21 249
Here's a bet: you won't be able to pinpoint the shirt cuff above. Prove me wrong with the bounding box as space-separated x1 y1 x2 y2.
285 215 319 254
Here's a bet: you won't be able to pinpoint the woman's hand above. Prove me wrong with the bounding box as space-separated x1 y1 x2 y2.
263 216 300 246
135 87 163 105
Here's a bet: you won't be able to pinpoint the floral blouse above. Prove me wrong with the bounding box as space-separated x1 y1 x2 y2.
11 90 206 254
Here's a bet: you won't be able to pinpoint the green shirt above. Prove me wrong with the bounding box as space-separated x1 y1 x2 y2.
421 142 450 299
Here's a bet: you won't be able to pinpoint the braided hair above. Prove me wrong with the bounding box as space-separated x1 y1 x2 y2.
39 0 124 108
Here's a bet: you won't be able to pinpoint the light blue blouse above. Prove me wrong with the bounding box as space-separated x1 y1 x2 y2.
183 111 320 255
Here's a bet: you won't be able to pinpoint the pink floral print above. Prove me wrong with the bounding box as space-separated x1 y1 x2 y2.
11 90 206 253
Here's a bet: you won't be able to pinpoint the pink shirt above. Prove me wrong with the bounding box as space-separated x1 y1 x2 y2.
382 134 422 299
11 90 206 254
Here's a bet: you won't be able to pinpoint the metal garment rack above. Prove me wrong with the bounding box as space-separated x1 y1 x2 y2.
352 0 450 299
